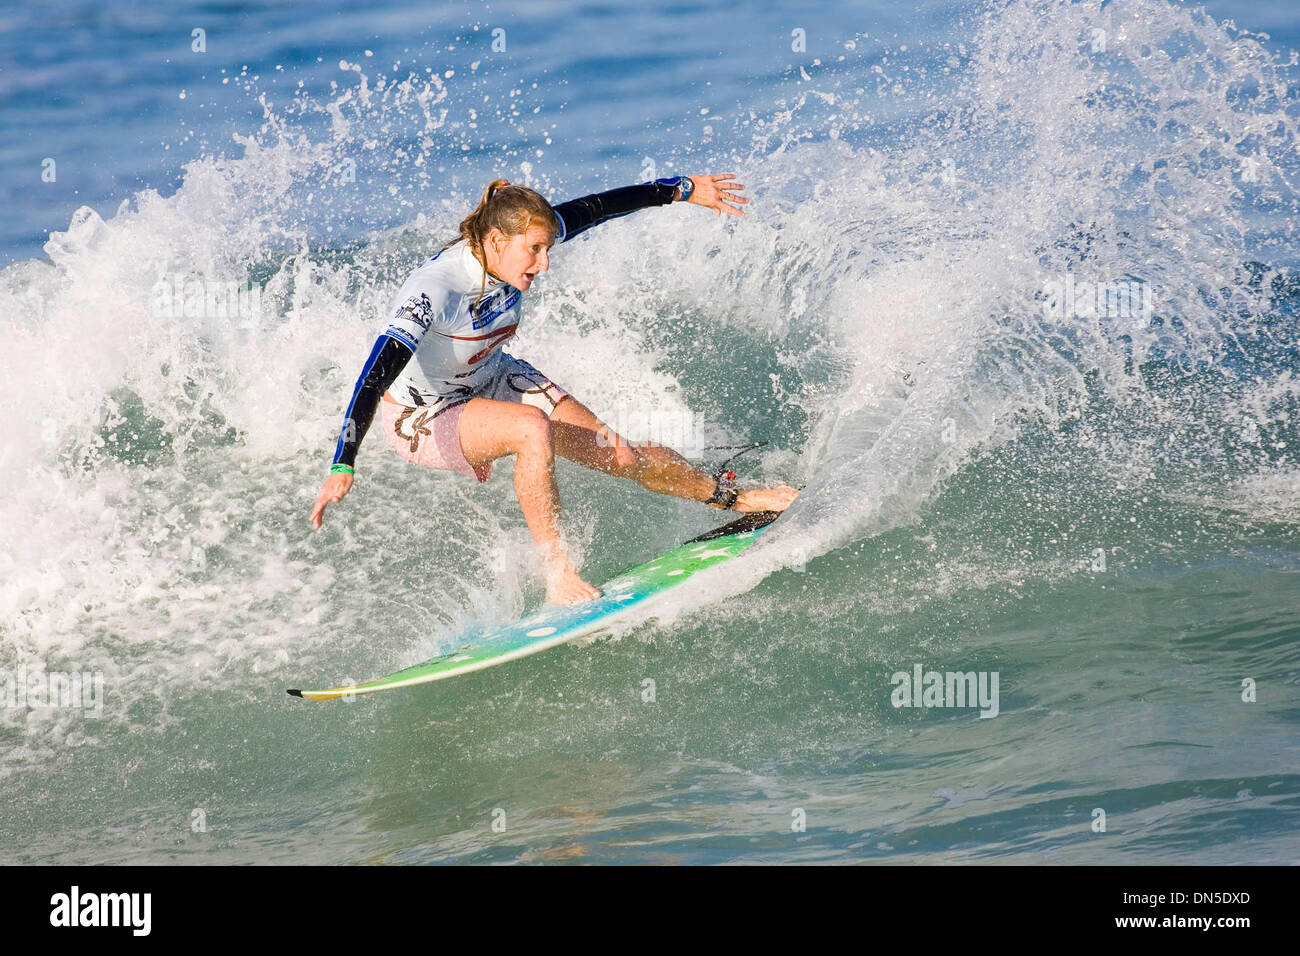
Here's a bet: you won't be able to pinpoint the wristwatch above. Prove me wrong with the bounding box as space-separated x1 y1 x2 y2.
675 176 695 202
706 468 739 509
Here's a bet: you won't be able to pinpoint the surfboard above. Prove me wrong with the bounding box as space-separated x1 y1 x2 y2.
287 510 782 701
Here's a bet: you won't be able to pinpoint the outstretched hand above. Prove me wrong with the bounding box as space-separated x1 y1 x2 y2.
682 173 748 217
310 472 354 529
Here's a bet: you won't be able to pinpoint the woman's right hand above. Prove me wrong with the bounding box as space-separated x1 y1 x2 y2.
310 472 354 529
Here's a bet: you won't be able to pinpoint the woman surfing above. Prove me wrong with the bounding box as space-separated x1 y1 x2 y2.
309 173 799 604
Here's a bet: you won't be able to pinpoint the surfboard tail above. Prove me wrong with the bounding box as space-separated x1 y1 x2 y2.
287 687 346 701
685 510 782 542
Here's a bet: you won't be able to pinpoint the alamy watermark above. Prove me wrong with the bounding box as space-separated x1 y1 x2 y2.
151 273 263 325
890 664 1000 718
594 406 722 459
1041 272 1154 322
49 886 150 936
1 664 104 719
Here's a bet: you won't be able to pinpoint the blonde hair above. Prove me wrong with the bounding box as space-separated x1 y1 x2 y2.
441 179 559 312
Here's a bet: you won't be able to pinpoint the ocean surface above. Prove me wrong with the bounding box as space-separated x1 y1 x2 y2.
1 0 1298 864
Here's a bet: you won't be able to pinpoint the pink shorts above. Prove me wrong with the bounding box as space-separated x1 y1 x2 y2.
380 355 568 483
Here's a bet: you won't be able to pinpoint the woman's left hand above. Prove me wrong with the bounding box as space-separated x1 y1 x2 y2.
681 173 748 217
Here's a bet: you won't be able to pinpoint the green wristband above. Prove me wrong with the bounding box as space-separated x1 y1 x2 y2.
330 463 355 476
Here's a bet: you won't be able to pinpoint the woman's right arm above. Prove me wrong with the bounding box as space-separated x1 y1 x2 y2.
309 333 414 529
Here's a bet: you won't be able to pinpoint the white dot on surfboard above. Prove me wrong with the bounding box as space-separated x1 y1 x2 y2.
616 593 634 600
667 569 686 576
527 626 558 637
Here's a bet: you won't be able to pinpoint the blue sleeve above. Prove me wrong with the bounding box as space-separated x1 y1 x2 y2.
331 333 414 468
551 178 682 243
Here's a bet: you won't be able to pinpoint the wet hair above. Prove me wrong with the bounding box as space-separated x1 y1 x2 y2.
441 179 559 312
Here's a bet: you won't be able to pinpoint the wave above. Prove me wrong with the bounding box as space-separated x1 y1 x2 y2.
1 0 1297 759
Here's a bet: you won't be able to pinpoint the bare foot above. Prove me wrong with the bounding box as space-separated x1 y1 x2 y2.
544 563 601 605
733 484 800 513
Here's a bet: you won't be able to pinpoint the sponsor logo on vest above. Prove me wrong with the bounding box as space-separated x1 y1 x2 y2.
396 293 434 331
470 288 520 329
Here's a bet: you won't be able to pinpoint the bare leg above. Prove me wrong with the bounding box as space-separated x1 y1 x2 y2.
548 397 799 513
458 397 600 604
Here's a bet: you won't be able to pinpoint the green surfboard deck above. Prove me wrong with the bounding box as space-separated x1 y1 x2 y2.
288 511 781 701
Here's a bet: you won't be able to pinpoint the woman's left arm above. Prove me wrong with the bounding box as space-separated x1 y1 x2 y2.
551 173 747 243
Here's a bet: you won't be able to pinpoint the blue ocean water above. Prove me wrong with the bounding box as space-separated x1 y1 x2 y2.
1 0 1298 864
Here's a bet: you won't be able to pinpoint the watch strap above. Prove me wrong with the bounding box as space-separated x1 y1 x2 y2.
706 469 739 509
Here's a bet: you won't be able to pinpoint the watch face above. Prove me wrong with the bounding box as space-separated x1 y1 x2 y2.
679 177 693 197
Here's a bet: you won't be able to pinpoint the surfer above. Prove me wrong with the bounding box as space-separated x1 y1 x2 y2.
309 174 799 604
